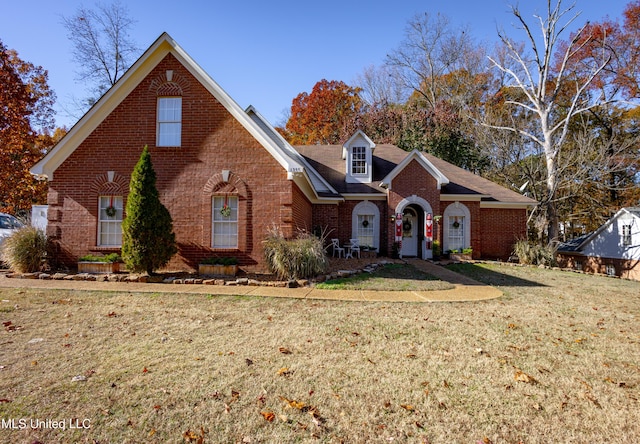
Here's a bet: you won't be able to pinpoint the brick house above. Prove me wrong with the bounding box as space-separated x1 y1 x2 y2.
31 33 536 272
557 207 640 281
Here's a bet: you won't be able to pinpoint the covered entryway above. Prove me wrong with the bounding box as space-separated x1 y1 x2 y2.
395 195 434 260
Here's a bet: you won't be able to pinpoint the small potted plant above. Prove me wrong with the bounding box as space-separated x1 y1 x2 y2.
432 240 441 260
78 253 122 273
199 257 238 276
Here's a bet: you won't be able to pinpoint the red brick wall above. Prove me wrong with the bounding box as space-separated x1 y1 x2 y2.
47 53 296 271
478 208 528 260
557 254 640 281
290 183 313 234
386 160 441 255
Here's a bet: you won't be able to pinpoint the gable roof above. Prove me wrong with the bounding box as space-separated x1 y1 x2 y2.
297 142 536 206
380 149 449 190
558 207 640 253
30 32 333 203
245 106 340 200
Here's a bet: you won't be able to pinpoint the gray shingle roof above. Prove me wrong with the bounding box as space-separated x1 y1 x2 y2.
296 143 536 205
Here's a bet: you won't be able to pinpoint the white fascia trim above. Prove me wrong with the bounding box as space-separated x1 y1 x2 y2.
32 34 177 180
246 106 339 195
31 33 297 179
169 43 297 173
380 150 449 190
480 202 537 209
342 193 387 201
578 207 637 249
343 130 376 150
441 194 488 201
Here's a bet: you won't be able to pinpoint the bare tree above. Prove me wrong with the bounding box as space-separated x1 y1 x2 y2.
386 12 487 111
484 0 612 242
62 1 138 110
354 64 408 107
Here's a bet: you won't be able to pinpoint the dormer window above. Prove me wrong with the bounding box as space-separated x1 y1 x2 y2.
352 146 367 175
343 130 376 184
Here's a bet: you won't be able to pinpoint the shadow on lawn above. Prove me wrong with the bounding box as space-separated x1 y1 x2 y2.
446 263 547 287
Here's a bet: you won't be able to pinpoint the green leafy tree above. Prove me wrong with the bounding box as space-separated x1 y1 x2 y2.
122 146 176 274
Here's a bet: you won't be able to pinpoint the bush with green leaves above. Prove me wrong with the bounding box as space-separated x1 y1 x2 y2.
263 228 327 280
200 257 238 266
78 253 122 263
0 226 48 273
512 239 557 266
122 146 177 274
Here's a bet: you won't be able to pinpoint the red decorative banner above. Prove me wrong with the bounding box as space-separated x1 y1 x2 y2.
425 213 433 249
395 213 403 242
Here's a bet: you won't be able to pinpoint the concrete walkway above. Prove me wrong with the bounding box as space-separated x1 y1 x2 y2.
0 260 501 303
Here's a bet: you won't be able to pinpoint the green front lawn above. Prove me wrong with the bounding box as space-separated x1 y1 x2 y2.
315 263 454 291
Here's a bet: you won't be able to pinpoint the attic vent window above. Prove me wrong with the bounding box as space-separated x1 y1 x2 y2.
352 146 367 175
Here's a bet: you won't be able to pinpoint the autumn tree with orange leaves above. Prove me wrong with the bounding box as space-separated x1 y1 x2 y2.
0 40 57 216
282 79 363 145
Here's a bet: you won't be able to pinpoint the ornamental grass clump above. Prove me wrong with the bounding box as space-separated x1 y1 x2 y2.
263 228 327 280
0 226 49 273
512 239 557 266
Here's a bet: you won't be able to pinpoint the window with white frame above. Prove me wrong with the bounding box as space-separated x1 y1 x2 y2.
157 97 182 146
98 196 123 246
622 224 632 246
212 196 238 248
351 146 367 175
351 201 380 250
448 216 465 251
357 214 375 248
443 202 470 253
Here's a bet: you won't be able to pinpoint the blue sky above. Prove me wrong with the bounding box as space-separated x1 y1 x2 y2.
3 0 632 129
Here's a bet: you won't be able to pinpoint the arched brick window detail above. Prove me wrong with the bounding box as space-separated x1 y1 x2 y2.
203 172 250 251
149 70 188 97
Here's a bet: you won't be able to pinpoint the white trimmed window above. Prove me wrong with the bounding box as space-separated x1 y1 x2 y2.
442 202 471 253
448 216 465 251
357 214 375 248
212 196 238 248
622 224 632 246
157 97 182 147
351 146 367 175
351 201 380 250
98 196 123 246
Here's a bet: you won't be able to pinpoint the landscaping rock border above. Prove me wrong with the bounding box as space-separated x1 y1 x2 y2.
3 260 398 288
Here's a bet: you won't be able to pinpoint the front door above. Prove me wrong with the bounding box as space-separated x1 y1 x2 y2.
401 207 418 257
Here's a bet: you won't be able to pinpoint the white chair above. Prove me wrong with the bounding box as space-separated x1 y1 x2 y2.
348 238 361 259
331 238 345 258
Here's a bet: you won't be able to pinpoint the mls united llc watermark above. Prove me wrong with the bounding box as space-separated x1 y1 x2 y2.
1 418 91 431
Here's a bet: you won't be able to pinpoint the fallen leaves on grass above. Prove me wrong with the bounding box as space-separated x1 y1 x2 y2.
279 347 292 354
400 404 415 411
261 411 275 422
279 396 306 410
183 427 206 443
277 367 292 377
3 321 21 332
514 370 537 384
